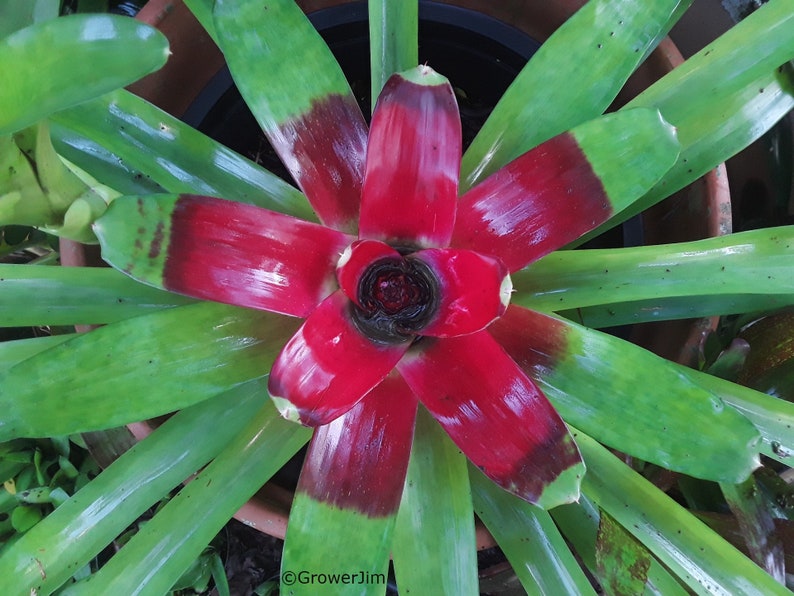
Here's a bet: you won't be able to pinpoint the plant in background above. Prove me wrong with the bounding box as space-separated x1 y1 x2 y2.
0 0 793 594
0 437 98 543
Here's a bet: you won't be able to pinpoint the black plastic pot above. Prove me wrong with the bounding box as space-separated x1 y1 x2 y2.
183 2 541 181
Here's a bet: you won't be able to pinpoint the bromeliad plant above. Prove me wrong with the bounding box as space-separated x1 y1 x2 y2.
1 0 794 594
95 70 682 512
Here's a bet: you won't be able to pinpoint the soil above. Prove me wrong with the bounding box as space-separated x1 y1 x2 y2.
210 519 284 596
207 519 512 595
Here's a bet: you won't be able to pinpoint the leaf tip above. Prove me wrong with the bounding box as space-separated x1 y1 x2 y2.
535 460 586 510
269 393 304 426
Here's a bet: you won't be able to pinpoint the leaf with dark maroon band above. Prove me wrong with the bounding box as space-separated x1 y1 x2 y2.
297 373 417 515
452 109 679 272
268 291 410 426
94 194 353 318
359 66 461 247
460 0 688 188
282 375 416 594
397 332 584 508
489 306 761 483
213 0 368 233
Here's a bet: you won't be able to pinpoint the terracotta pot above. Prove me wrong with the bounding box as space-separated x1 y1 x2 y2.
61 0 730 545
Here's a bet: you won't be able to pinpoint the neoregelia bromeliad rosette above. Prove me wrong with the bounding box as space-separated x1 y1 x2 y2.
95 65 680 510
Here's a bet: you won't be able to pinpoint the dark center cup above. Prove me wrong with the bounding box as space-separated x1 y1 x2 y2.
353 257 438 343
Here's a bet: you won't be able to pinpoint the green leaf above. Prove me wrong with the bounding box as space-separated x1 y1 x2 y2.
681 366 794 465
0 0 58 38
368 0 418 103
0 464 27 487
68 400 309 596
16 486 55 505
0 264 193 327
10 505 42 533
0 302 299 439
392 408 477 595
575 428 789 595
213 0 354 128
492 308 761 483
595 511 652 594
210 550 230 596
581 0 794 241
706 338 750 382
514 227 794 314
170 550 214 592
50 122 166 196
0 336 72 369
281 497 392 595
0 15 169 135
557 294 794 328
50 90 315 221
0 382 267 595
469 465 596 596
460 0 689 188
552 495 690 595
1 133 51 227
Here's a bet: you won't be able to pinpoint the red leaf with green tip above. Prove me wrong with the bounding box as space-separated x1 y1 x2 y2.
490 305 761 483
359 66 461 248
452 109 679 271
397 332 584 508
268 291 410 426
453 132 605 271
336 239 402 308
94 194 353 318
414 248 510 337
297 372 417 516
336 241 511 338
283 382 415 596
213 0 368 233
459 0 688 187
